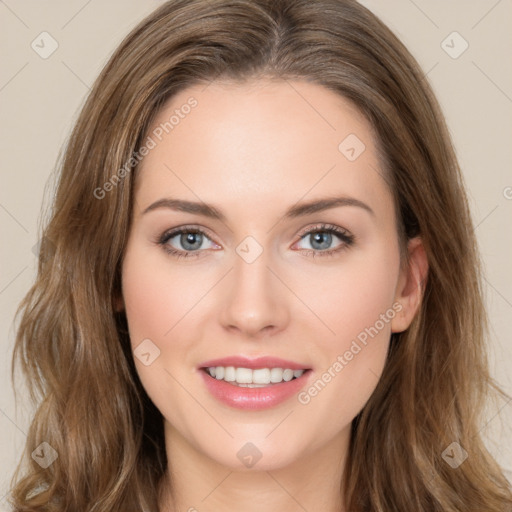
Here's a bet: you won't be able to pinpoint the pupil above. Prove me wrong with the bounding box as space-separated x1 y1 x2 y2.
311 232 331 250
182 232 202 250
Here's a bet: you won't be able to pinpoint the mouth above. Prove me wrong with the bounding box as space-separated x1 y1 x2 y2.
198 359 313 410
201 366 311 387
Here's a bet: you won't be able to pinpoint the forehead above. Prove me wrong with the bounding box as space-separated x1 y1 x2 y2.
134 79 391 219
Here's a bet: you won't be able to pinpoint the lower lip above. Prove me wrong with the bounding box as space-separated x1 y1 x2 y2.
199 369 312 410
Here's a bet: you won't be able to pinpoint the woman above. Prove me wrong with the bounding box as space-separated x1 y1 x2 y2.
9 0 512 510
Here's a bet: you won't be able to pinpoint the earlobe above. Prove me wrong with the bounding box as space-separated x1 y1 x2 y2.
391 237 429 333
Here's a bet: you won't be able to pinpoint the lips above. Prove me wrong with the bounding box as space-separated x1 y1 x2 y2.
198 355 313 410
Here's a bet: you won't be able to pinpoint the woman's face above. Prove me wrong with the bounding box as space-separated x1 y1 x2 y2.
121 79 424 472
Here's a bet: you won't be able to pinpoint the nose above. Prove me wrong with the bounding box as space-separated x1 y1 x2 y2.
219 248 290 339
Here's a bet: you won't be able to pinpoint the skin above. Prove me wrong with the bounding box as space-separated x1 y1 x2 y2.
120 79 428 512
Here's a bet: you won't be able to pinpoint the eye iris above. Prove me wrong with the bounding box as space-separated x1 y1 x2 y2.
181 232 202 250
311 232 332 250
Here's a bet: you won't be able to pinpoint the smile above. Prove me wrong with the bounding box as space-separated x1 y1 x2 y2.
199 366 312 410
204 366 305 386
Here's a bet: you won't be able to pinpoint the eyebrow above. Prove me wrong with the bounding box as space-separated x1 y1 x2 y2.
141 195 375 221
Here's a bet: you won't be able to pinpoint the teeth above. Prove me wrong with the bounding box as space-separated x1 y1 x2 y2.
283 369 294 381
206 366 305 385
224 366 236 382
253 368 270 384
236 367 252 383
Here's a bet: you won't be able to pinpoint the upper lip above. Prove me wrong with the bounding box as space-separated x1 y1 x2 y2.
199 356 311 371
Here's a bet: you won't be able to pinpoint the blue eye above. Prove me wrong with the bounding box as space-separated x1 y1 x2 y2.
294 223 355 258
158 227 217 259
157 223 354 260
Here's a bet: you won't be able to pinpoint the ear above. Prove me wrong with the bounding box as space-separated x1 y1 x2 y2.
391 237 429 333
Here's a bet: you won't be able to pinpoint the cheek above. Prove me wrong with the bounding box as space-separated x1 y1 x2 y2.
121 245 218 394
299 244 400 349
122 269 169 346
121 248 195 415
293 246 399 418
121 245 200 344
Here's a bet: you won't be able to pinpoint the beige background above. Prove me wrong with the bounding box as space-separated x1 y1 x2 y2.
1 0 511 506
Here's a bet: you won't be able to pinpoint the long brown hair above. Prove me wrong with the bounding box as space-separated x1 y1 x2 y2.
9 0 512 510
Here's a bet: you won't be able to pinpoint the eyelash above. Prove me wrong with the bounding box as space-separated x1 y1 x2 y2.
156 223 355 260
